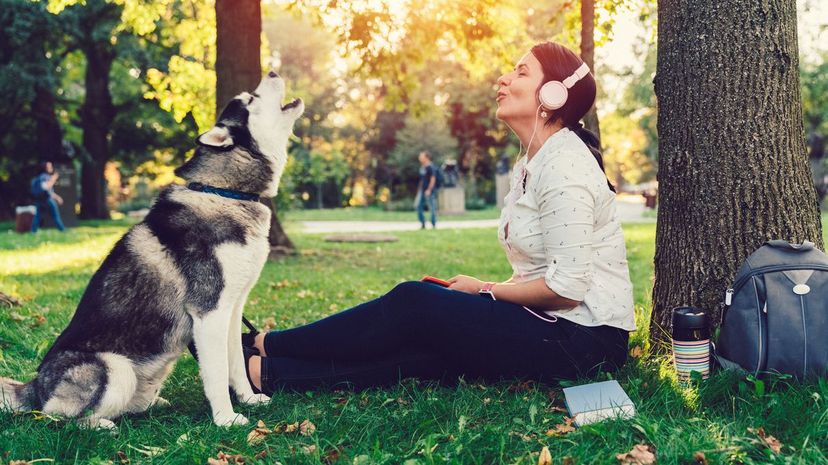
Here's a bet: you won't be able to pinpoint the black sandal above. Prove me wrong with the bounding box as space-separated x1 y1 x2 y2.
241 316 259 349
243 345 263 394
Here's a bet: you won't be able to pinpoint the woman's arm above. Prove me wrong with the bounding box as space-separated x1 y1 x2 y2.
447 275 580 312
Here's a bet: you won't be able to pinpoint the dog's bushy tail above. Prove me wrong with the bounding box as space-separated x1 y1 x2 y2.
0 377 36 412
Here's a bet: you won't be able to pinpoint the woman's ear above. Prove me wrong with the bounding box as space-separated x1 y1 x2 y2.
197 125 234 148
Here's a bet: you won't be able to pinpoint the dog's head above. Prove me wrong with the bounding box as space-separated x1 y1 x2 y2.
175 71 304 197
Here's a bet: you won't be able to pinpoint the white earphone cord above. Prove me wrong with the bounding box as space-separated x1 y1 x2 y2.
521 103 544 159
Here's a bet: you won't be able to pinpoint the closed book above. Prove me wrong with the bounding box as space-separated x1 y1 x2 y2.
563 380 635 426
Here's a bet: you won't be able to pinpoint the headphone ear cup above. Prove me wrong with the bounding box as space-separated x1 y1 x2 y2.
539 81 568 111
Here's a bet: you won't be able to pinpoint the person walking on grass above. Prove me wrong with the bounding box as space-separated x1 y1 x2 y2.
30 161 66 233
241 42 636 395
415 150 438 229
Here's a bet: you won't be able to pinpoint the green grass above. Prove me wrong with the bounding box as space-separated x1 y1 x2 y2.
283 205 501 222
1 221 826 464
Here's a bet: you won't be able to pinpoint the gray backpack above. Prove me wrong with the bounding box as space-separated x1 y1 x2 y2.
715 240 828 378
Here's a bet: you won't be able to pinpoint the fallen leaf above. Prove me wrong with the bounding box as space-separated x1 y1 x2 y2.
507 380 535 393
630 346 644 358
299 419 316 436
538 446 552 465
9 461 30 465
748 427 782 454
562 457 574 465
693 451 708 465
207 458 227 465
32 314 47 326
247 420 272 445
262 317 277 332
545 417 576 436
116 450 129 464
302 444 317 454
216 451 245 463
254 450 267 460
284 421 299 433
321 447 342 465
547 406 568 414
616 444 656 465
9 311 26 321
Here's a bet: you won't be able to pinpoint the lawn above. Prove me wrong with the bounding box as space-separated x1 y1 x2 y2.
283 205 502 222
0 220 826 464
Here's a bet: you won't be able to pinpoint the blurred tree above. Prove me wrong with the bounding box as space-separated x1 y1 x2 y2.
801 54 828 201
0 0 63 217
580 0 600 143
390 109 458 199
651 0 822 346
215 0 295 255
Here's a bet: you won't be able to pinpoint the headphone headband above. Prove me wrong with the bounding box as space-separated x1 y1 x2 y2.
561 62 590 88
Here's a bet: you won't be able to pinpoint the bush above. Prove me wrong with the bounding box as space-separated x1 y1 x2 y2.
465 197 489 210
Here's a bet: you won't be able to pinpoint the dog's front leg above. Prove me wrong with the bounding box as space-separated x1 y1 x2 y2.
228 290 270 405
192 309 248 427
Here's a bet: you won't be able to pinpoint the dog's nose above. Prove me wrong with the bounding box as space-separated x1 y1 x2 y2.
268 70 279 78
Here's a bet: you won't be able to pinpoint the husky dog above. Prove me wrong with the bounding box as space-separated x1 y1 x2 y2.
0 71 303 428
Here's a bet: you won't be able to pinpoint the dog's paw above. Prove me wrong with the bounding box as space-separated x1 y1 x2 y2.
78 417 118 433
239 393 271 405
151 396 171 408
213 412 249 427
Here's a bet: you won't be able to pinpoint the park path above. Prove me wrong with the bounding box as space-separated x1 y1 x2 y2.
298 195 654 234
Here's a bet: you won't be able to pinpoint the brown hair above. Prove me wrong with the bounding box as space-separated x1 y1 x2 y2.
530 42 614 192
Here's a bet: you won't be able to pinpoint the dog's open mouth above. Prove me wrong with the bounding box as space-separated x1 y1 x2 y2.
281 98 301 111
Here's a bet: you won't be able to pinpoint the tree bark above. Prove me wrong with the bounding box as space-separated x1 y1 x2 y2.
215 0 262 115
31 86 64 162
216 0 295 255
78 31 116 219
580 0 601 147
650 0 822 347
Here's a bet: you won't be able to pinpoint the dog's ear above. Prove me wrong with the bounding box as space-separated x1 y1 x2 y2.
197 125 234 148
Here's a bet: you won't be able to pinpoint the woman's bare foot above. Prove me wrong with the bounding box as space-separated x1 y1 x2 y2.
254 332 267 356
248 355 263 392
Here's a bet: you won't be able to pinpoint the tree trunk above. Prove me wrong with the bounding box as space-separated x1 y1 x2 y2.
650 0 822 347
78 38 116 219
31 86 64 162
580 0 601 147
215 0 262 115
216 0 295 255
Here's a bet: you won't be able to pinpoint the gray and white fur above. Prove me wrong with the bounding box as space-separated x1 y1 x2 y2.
0 72 303 428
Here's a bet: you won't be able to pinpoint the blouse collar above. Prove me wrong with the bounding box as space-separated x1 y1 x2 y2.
524 127 571 177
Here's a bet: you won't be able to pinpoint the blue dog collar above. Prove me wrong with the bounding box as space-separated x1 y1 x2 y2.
187 182 260 202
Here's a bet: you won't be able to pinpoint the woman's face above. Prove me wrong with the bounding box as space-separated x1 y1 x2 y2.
496 52 545 123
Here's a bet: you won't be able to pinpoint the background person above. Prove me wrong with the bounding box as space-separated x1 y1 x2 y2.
415 150 438 229
30 161 66 233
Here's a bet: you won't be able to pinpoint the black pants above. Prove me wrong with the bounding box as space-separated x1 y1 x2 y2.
260 281 629 393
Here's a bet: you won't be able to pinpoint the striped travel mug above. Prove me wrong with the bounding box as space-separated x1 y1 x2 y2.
671 307 710 381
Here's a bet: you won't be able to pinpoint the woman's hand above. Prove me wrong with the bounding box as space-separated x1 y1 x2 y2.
447 275 485 294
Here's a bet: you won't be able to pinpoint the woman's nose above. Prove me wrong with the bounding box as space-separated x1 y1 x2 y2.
497 74 509 87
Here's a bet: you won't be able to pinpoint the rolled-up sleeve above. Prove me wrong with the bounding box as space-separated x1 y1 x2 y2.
536 177 595 301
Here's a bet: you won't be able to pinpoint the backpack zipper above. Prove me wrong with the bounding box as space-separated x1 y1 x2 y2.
730 263 828 295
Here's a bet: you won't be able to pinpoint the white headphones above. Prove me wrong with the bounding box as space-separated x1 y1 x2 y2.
538 62 591 111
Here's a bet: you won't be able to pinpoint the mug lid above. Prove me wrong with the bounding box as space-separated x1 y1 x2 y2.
671 306 708 329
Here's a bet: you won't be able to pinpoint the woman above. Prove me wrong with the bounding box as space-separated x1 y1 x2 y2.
244 42 635 394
